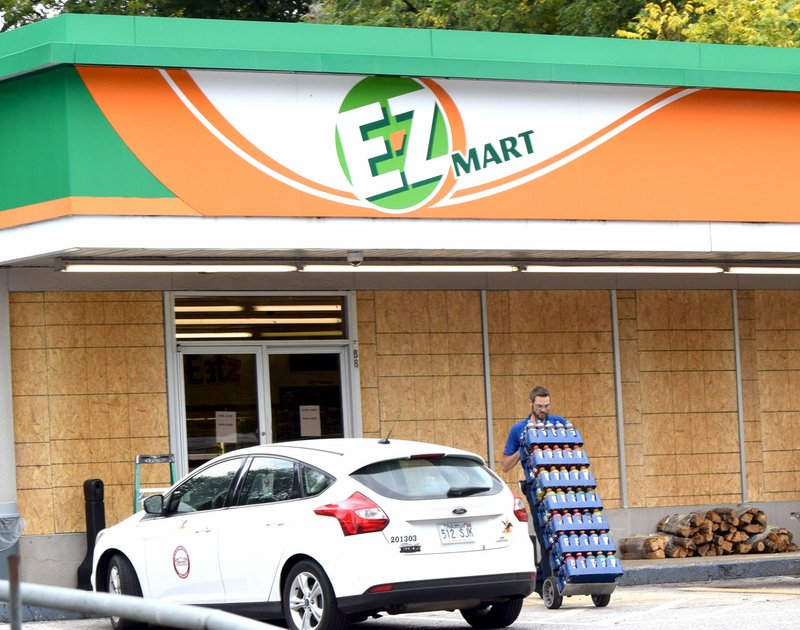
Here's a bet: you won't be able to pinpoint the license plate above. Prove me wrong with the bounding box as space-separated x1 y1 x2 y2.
438 521 475 545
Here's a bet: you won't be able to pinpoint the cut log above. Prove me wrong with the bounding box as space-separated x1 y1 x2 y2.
619 534 669 560
658 514 694 538
658 513 710 538
734 542 752 554
640 507 794 559
663 534 695 558
744 527 790 553
736 506 756 525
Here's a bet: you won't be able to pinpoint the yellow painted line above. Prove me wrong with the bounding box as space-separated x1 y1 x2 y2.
683 586 800 596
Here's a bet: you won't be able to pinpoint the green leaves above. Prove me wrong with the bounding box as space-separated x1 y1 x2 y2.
308 0 648 36
617 0 800 46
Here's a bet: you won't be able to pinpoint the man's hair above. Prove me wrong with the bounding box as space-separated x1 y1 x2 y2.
530 385 550 401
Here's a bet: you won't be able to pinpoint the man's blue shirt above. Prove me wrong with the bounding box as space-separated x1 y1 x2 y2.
503 414 568 456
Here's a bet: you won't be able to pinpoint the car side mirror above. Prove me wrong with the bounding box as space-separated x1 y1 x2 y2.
143 494 165 515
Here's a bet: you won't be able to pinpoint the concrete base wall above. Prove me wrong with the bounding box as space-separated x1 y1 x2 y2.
17 533 86 588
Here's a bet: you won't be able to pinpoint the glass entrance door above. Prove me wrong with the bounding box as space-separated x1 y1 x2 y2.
268 351 344 443
179 346 348 472
181 350 262 470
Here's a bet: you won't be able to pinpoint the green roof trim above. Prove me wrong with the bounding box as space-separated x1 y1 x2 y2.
0 13 799 92
0 65 174 211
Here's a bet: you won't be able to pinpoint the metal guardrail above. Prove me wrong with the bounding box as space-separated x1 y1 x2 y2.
0 578 278 629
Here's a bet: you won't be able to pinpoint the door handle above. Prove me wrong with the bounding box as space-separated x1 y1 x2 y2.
195 527 213 533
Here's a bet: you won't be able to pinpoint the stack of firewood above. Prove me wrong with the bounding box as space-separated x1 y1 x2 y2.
619 506 798 559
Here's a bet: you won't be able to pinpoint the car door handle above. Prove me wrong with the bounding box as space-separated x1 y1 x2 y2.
195 527 213 533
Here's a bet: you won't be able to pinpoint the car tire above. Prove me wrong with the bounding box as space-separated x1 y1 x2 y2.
283 560 350 630
460 598 524 629
591 592 611 607
107 554 146 630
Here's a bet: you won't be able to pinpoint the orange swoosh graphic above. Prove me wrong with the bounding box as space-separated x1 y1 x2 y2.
163 69 357 202
0 197 199 230
74 66 800 224
77 66 376 218
448 87 690 201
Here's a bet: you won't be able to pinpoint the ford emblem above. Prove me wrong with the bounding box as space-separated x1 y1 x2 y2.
452 507 467 515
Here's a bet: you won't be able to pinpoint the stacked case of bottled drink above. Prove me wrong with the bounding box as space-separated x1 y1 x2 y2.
519 418 623 595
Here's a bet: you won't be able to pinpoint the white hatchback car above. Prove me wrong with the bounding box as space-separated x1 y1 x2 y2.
92 438 535 630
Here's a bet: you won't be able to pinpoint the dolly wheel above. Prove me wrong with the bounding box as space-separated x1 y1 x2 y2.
542 576 563 610
591 593 611 607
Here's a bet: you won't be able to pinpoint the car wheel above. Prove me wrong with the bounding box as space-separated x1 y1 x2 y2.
460 598 523 629
107 554 146 630
283 560 350 630
591 593 611 607
542 576 563 610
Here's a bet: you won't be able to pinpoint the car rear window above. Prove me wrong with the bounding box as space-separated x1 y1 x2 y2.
351 455 502 500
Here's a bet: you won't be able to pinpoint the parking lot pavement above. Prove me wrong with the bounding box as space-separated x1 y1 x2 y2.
4 554 800 629
4 577 800 629
0 619 109 629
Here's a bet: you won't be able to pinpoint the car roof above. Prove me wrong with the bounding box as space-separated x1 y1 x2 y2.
226 438 486 473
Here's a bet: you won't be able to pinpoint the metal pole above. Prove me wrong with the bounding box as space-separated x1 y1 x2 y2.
481 290 495 468
732 289 748 502
0 579 276 630
610 289 629 508
8 555 20 630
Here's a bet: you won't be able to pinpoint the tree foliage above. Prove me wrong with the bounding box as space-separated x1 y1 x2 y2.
2 0 799 49
307 0 647 37
617 0 800 46
62 0 310 21
1 0 311 30
0 1 59 32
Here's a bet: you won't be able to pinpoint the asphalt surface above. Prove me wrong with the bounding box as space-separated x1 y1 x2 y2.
3 552 800 628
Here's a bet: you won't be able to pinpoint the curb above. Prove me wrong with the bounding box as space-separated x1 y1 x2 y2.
617 551 800 586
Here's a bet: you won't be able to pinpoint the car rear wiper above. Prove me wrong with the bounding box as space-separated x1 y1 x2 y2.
447 486 491 497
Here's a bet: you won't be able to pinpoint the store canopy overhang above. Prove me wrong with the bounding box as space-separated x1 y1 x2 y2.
1 14 799 92
3 15 800 283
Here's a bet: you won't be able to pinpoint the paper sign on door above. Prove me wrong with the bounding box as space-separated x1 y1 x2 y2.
216 410 237 443
300 405 321 437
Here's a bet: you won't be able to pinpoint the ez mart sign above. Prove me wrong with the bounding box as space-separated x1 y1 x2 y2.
66 66 800 224
335 76 535 212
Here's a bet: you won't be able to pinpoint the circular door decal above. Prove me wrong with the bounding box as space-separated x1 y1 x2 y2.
173 546 191 579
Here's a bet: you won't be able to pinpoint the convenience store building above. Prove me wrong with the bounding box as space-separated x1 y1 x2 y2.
1 13 800 588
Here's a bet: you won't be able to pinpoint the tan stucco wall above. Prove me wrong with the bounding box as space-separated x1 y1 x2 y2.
10 288 800 536
357 290 488 454
10 291 169 534
749 291 800 501
359 288 799 509
619 290 741 507
356 289 620 504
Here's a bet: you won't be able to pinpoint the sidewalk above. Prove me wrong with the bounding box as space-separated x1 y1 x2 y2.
617 549 800 586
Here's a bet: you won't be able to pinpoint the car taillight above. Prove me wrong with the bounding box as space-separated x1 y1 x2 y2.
314 491 390 536
513 496 528 522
